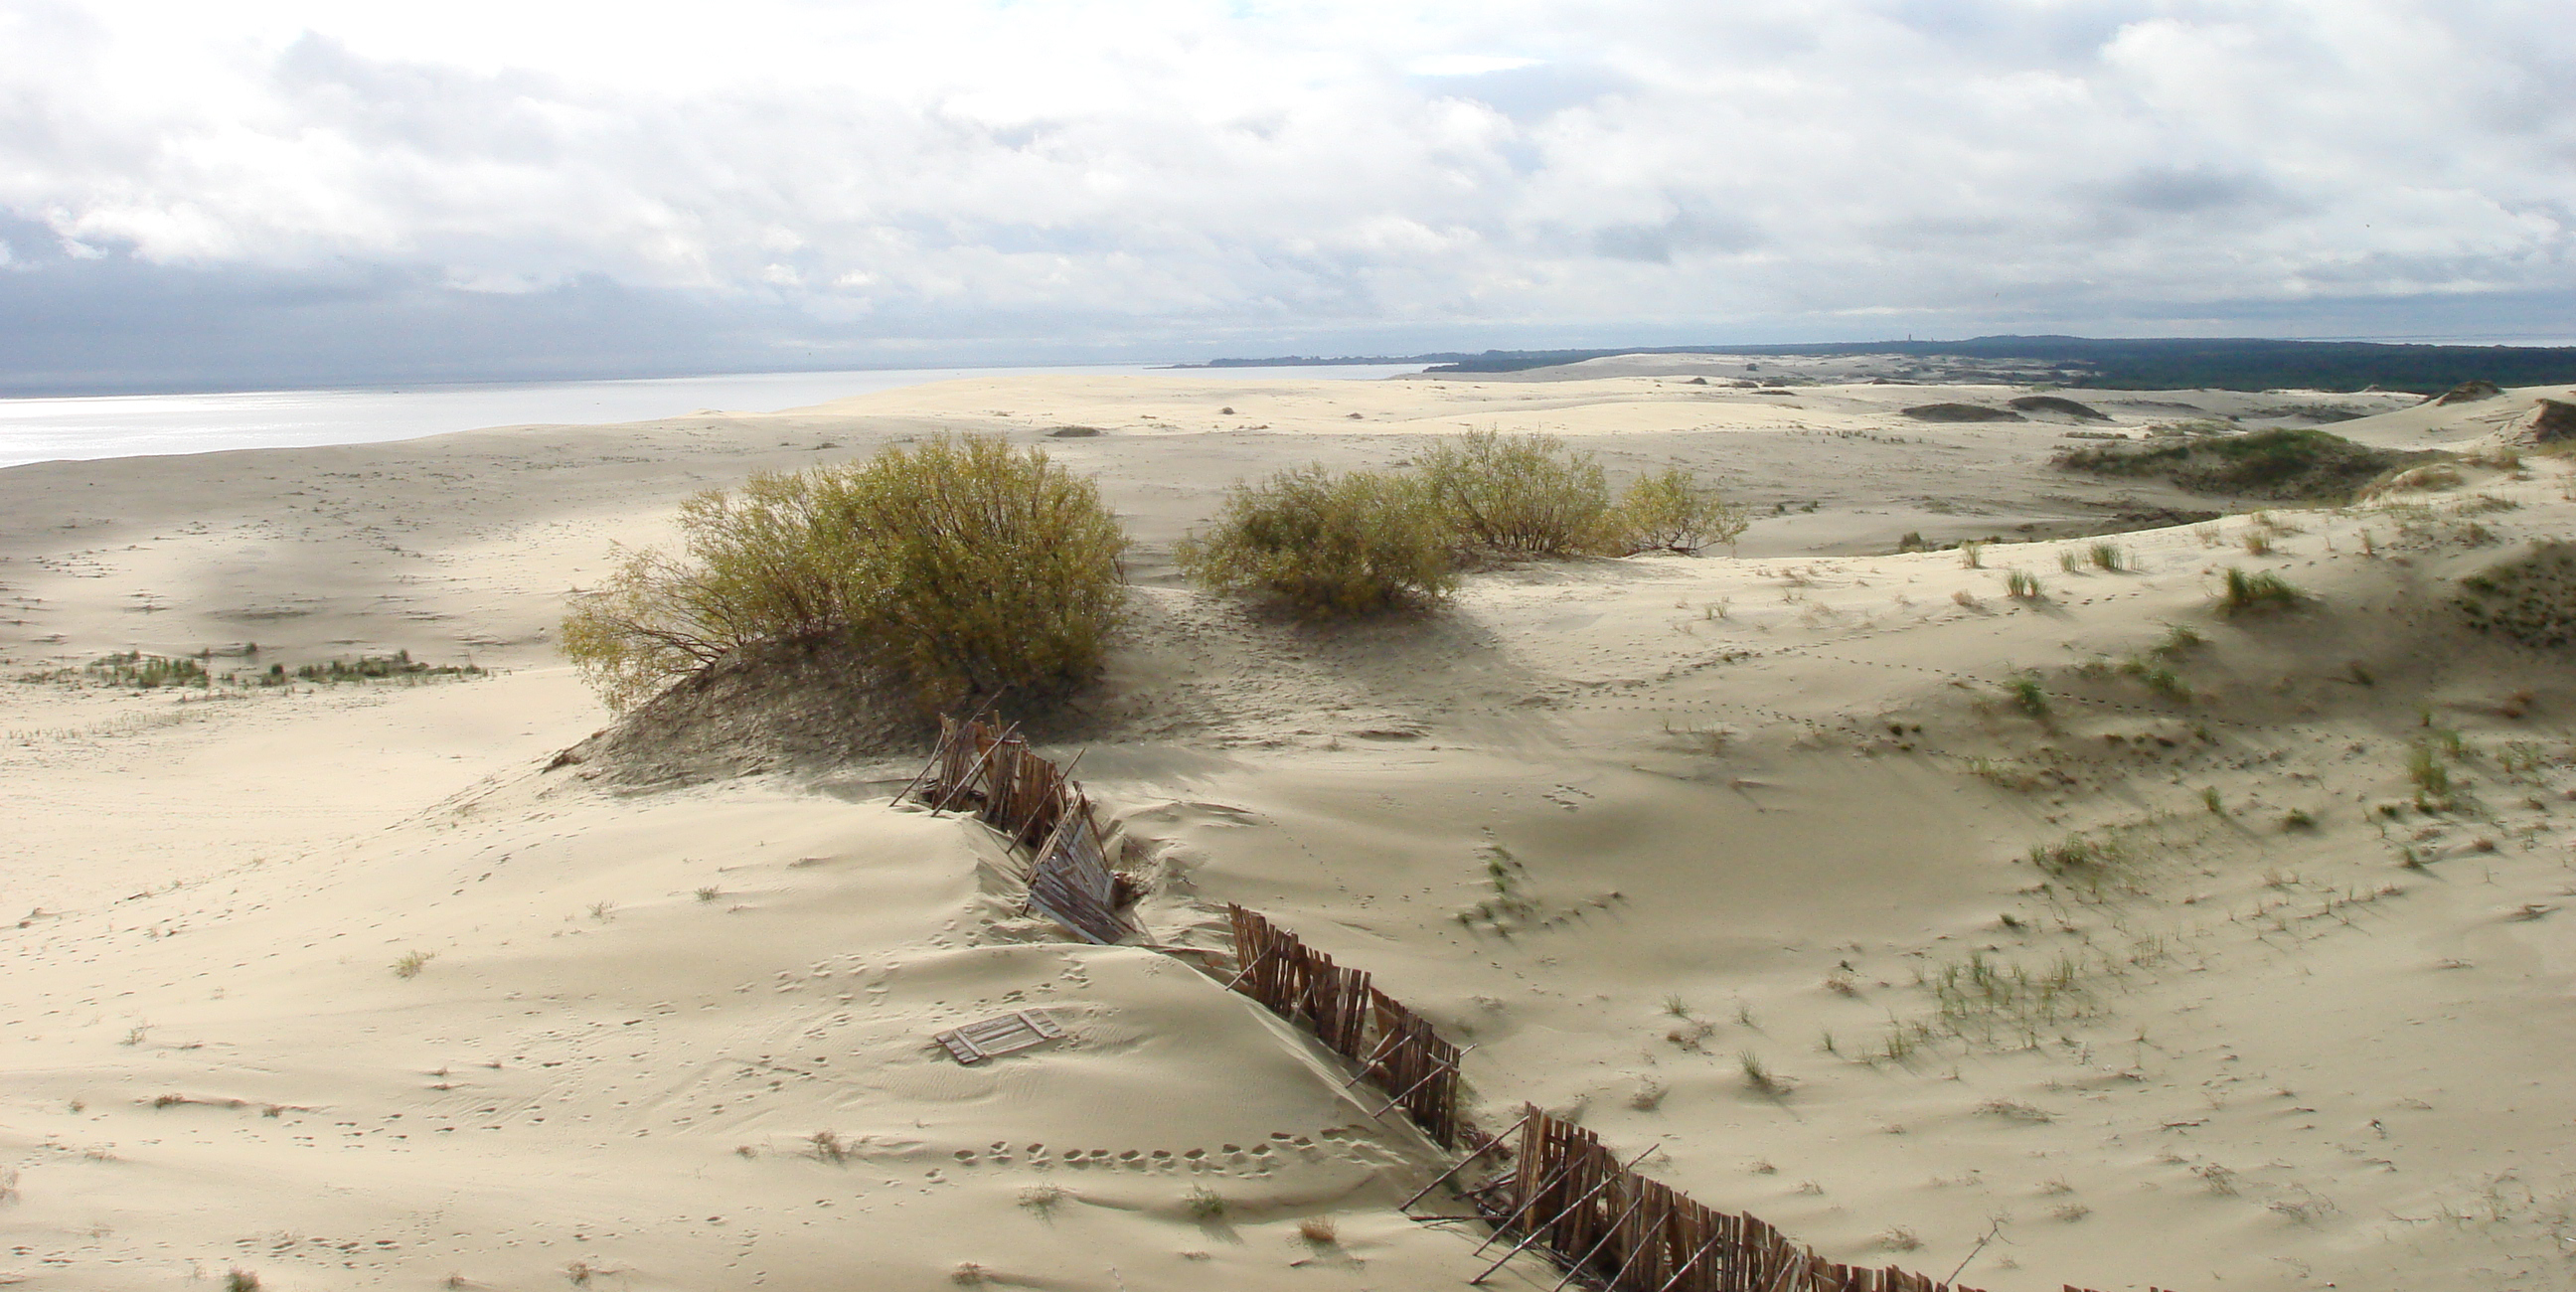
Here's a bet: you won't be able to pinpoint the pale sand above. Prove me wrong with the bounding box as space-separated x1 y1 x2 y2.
2 372 2573 1290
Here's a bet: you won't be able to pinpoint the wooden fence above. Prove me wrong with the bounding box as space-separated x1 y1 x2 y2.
909 721 2150 1291
1226 905 1466 1147
1488 1106 1987 1292
912 717 1129 945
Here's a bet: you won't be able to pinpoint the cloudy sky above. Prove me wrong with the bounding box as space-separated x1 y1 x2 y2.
2 0 2569 392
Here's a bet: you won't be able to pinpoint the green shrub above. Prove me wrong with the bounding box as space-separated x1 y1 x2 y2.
563 434 1128 711
1418 429 1614 556
1612 467 1750 555
2218 566 2301 614
1175 465 1456 616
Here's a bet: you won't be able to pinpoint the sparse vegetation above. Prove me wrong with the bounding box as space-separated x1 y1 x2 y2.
2056 427 2437 502
227 1270 262 1292
82 652 210 689
393 950 433 979
2005 569 2043 600
810 1130 850 1164
562 434 1130 711
2089 542 2125 571
1185 1185 1227 1219
1298 1214 1340 1245
2457 543 2576 647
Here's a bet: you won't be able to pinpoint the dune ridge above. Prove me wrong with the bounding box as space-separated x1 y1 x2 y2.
3 370 2575 1289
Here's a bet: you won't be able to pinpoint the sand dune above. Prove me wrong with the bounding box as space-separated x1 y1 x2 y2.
4 371 2574 1290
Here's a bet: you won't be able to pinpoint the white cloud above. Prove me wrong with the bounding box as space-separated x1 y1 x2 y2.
0 0 2571 385
1407 54 1544 77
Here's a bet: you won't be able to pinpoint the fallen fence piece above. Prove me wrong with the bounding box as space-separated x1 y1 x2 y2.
1396 1111 1531 1210
931 1010 1067 1065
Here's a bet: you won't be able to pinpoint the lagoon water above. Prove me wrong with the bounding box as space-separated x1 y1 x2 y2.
0 363 1425 469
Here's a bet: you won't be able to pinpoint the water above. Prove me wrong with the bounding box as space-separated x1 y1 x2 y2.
0 363 1428 469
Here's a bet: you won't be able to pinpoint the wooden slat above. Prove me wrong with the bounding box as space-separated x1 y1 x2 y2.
1485 1107 2009 1292
930 1009 1066 1065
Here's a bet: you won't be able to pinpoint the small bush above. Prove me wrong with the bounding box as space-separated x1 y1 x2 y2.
1176 466 1455 616
563 435 1128 711
1184 1185 1227 1219
2005 569 2043 600
2004 673 2050 718
2407 742 2455 810
1612 467 1750 555
1418 429 1614 556
1298 1214 1340 1245
2219 566 2300 613
2089 542 2125 571
1738 1050 1783 1096
1958 540 1985 568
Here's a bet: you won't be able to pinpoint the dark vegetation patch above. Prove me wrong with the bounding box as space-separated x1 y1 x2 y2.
1046 425 1105 437
2458 544 2576 649
2007 396 2108 419
2053 427 2441 502
1902 403 2024 422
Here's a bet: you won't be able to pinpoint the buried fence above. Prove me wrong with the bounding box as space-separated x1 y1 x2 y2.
1491 1105 1988 1292
1225 905 1468 1147
909 717 1129 945
906 718 2143 1290
1220 911 2155 1292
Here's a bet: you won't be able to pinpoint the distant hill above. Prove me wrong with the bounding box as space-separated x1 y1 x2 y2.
1178 336 2576 395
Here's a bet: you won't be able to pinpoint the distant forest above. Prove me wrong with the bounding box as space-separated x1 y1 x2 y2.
1182 336 2576 395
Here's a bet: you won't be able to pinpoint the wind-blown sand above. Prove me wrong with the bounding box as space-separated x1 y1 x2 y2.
3 367 2573 1290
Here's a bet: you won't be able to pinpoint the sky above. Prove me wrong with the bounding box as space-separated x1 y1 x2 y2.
1 0 2570 393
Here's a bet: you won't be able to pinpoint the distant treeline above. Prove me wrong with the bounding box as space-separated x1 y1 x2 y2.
1179 336 2576 394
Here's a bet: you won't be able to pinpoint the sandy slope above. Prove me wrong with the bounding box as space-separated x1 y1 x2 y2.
3 372 2574 1290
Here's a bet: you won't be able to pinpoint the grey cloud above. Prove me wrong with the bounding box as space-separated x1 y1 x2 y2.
2099 166 2285 216
0 1 2571 392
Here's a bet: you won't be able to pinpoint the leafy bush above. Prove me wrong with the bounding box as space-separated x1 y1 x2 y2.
1418 429 1614 556
1613 467 1750 555
563 435 1128 711
1175 465 1456 616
